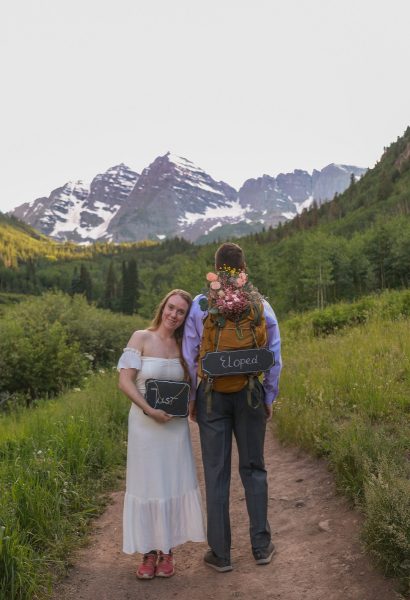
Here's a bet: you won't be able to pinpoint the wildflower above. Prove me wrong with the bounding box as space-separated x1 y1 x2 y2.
206 272 218 282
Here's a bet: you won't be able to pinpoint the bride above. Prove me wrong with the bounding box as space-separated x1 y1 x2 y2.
117 289 205 579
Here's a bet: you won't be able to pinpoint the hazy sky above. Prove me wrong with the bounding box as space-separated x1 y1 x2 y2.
1 0 410 212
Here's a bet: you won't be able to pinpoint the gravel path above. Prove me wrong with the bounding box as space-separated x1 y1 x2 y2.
53 422 400 600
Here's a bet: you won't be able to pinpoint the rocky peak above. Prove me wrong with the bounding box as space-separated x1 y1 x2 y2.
106 152 238 242
312 164 366 203
88 163 139 209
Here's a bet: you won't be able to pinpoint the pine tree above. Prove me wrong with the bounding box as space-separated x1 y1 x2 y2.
103 261 117 310
79 265 93 302
70 266 81 296
121 258 140 314
72 264 93 301
25 258 37 293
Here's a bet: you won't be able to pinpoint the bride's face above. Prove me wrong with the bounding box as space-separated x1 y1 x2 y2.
161 294 189 331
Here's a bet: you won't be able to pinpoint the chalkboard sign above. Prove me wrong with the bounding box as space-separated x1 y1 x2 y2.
202 348 275 377
145 379 190 417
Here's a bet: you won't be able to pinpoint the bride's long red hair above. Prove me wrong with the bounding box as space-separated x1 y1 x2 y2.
148 289 193 382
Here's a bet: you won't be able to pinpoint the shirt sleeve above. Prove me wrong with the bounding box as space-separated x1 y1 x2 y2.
262 299 282 405
117 347 142 371
182 295 205 401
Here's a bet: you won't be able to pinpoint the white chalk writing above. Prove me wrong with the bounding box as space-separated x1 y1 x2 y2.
219 354 259 370
156 396 177 406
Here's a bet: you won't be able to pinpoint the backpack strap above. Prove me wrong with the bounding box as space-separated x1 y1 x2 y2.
250 323 259 348
204 377 214 414
214 322 222 351
252 302 263 326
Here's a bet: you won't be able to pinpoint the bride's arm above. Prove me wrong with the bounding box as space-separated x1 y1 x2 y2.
117 331 172 423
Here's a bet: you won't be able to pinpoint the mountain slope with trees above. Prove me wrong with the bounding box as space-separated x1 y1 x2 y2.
1 127 409 318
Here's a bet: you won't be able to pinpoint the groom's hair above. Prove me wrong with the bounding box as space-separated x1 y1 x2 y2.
215 243 245 270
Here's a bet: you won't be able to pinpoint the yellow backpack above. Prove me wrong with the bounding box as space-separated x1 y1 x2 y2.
198 301 267 393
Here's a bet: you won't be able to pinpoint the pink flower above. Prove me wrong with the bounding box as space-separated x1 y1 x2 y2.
210 281 221 290
235 278 245 287
206 272 218 282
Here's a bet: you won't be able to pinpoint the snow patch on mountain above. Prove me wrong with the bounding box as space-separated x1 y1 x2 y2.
179 198 247 226
296 195 314 214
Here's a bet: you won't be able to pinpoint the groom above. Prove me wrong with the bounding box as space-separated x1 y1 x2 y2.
182 242 282 572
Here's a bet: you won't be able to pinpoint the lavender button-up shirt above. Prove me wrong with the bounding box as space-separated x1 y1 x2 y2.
182 294 282 405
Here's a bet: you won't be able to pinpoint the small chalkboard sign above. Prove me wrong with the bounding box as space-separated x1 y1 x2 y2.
145 379 190 417
202 348 275 377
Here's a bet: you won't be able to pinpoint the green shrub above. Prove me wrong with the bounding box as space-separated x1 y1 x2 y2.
4 292 147 368
0 320 87 403
0 292 147 406
283 289 410 339
311 298 373 336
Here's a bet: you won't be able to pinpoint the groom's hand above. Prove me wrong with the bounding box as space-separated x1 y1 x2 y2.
264 403 273 421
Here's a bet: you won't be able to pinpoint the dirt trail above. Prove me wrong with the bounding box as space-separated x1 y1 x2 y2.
53 423 400 600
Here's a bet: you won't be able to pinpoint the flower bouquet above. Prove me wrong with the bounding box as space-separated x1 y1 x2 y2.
199 265 264 327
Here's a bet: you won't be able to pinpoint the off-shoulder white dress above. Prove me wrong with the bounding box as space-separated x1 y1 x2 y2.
117 348 205 554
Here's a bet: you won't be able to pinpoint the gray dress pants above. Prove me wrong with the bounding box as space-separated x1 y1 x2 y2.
196 379 271 561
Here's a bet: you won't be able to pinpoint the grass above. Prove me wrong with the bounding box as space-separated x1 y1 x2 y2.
276 314 410 592
0 371 129 600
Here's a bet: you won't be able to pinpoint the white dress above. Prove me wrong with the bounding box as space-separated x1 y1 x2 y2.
117 348 206 554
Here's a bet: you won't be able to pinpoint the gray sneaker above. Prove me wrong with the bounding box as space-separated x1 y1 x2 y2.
204 549 233 572
253 542 276 565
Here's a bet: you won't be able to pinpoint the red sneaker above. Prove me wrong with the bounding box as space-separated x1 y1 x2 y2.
136 552 157 579
156 551 175 578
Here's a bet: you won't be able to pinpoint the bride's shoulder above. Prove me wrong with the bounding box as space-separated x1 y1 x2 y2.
126 329 150 352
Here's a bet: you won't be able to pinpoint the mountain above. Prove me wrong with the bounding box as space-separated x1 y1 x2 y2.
105 153 239 243
13 164 139 243
237 164 366 230
11 155 366 243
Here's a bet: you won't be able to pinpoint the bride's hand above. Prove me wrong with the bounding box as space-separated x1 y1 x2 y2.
147 408 173 423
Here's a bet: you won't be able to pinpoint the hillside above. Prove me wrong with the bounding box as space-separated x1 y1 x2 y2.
256 125 410 243
0 210 157 270
0 213 55 267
